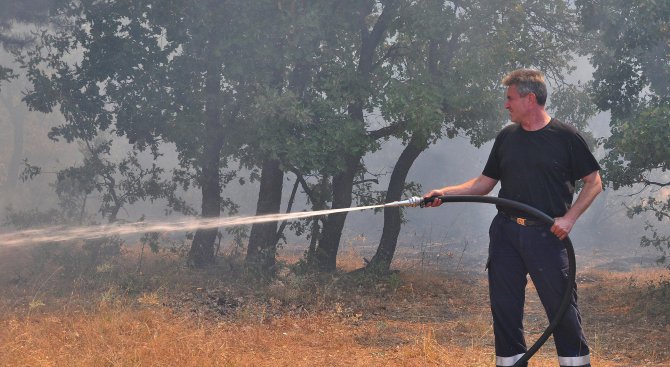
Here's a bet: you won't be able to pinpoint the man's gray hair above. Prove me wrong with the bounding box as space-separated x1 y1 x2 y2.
502 69 547 106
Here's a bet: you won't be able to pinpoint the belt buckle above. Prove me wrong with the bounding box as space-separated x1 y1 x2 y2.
516 217 526 226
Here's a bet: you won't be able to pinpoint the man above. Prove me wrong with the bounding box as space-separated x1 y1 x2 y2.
424 69 602 367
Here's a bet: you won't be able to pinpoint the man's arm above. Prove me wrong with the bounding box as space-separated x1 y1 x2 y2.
423 174 499 207
551 170 603 240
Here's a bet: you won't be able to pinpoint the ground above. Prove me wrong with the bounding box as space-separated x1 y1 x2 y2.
0 241 668 366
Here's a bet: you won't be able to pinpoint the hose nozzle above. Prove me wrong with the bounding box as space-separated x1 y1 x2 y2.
383 196 424 208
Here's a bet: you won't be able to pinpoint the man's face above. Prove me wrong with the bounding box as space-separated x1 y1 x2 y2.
504 85 532 124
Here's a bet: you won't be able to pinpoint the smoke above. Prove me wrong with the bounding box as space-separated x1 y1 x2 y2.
0 6 660 272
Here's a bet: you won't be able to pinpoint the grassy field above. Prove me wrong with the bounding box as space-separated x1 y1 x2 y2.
0 241 668 366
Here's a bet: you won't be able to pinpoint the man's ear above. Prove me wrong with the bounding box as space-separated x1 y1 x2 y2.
527 92 538 105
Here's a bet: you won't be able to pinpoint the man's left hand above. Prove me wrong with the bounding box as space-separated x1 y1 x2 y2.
551 217 575 240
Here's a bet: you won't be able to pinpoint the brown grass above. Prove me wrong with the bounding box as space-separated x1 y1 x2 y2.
0 242 668 366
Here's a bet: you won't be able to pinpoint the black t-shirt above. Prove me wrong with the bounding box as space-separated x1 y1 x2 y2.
482 118 600 218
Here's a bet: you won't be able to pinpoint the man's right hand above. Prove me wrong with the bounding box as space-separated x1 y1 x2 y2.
423 189 445 207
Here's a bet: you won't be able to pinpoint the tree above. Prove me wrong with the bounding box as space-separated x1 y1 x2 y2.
235 1 327 277
281 0 584 273
18 0 255 267
242 0 409 274
248 0 590 274
298 0 405 272
16 0 596 276
21 137 190 224
577 0 670 267
241 91 313 277
366 0 589 273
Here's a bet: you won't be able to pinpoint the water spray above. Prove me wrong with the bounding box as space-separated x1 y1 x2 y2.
0 198 427 246
0 204 386 247
0 194 572 366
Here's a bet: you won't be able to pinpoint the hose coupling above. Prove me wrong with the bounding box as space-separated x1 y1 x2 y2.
383 196 424 208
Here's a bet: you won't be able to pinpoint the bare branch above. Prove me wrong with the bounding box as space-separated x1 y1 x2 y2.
642 179 670 188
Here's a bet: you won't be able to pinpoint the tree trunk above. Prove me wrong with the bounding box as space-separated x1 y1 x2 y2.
366 135 427 273
188 123 223 267
245 158 283 277
308 1 400 272
188 58 224 268
312 155 360 272
302 173 328 268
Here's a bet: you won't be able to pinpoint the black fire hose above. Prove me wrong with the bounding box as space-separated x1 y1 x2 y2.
418 195 577 367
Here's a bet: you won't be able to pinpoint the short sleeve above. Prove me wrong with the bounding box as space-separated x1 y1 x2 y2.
569 132 601 181
482 133 503 180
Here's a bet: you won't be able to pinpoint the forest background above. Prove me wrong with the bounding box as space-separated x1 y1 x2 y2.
1 1 669 366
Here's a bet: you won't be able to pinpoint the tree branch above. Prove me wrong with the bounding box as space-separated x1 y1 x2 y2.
367 119 409 140
359 0 401 75
367 0 400 52
642 179 670 188
371 43 405 71
353 178 379 185
275 176 301 244
289 167 321 206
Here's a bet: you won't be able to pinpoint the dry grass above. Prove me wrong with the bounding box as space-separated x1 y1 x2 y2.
0 242 669 366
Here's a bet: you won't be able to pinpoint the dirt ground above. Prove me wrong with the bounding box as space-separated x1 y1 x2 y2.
0 242 668 366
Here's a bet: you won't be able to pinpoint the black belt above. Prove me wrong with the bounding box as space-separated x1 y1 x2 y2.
499 211 546 226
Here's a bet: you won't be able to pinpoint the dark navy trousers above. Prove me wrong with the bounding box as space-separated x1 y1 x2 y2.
488 213 590 367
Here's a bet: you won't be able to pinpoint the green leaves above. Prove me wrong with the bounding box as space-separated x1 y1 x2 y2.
0 64 16 91
579 0 670 117
14 0 599 268
549 83 598 131
579 0 670 267
602 104 670 189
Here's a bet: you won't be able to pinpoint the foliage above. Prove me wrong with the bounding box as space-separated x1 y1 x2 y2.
602 105 670 190
14 0 599 273
4 205 61 228
0 64 16 90
386 0 588 159
20 137 191 224
361 0 591 272
4 202 125 280
578 0 670 117
26 236 124 281
578 0 670 267
549 83 598 131
15 0 254 265
19 159 41 182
